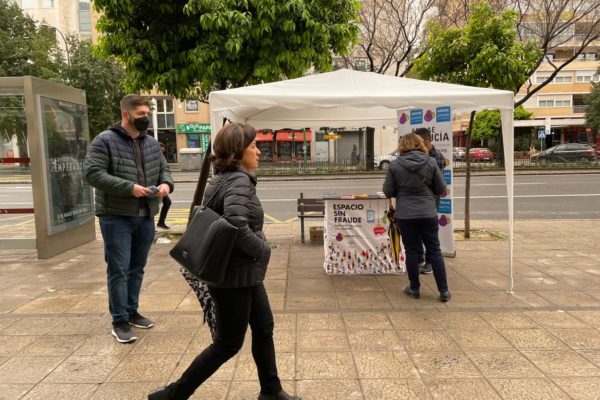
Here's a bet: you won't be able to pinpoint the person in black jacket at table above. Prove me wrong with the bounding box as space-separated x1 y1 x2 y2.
148 123 300 400
383 133 451 302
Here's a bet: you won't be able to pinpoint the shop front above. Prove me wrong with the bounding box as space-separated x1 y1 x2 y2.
561 126 598 147
176 123 211 153
255 129 312 162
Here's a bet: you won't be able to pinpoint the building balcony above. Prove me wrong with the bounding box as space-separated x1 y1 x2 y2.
573 105 587 114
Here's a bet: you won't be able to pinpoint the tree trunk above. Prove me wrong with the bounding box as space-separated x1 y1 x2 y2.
464 110 476 239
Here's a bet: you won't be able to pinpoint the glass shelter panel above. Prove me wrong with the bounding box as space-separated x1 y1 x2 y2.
39 96 94 235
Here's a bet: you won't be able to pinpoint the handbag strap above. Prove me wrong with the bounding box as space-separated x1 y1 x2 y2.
202 177 228 210
188 142 213 222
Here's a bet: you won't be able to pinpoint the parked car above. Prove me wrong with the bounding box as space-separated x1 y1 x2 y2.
531 143 597 163
453 147 467 161
469 147 494 162
375 151 398 170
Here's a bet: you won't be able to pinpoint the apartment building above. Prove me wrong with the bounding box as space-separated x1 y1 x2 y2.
18 0 93 42
515 49 599 148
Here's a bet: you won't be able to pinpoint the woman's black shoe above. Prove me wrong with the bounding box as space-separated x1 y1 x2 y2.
148 386 171 400
440 291 452 302
258 390 301 400
404 286 420 299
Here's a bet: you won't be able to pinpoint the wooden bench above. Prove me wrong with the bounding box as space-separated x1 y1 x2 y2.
297 192 325 243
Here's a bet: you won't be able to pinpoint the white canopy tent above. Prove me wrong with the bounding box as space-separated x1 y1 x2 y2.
209 69 516 291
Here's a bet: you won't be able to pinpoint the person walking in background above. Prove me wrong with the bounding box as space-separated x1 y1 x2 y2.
84 94 174 343
156 142 171 230
149 123 300 400
351 144 357 165
414 127 445 274
383 133 451 302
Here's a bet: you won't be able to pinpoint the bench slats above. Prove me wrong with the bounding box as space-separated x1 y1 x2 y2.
297 192 325 243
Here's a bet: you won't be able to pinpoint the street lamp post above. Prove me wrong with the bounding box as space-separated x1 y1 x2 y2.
40 23 70 81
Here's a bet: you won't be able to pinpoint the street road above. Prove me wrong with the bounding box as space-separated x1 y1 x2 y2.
1 173 599 227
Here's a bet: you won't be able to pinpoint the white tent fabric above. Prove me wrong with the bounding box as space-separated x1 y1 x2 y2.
209 69 515 291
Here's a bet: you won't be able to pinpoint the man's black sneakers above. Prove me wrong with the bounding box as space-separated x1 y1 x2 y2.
419 263 433 274
112 321 138 343
129 312 154 329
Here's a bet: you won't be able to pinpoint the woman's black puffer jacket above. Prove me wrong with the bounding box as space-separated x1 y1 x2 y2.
382 150 446 220
203 168 271 288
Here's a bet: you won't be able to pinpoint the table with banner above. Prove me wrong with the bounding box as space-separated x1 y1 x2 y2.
323 196 406 275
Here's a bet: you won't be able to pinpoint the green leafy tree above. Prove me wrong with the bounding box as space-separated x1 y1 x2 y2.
585 73 600 135
0 0 63 80
412 1 539 239
94 0 360 99
472 106 533 144
0 0 125 142
65 36 126 138
413 1 539 92
0 0 62 155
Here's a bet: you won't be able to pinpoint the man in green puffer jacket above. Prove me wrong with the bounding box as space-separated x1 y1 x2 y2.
84 94 174 344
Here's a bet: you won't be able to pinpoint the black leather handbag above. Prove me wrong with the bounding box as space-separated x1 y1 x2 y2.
169 205 238 285
169 163 239 285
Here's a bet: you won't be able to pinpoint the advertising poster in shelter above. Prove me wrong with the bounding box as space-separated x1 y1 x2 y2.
40 96 94 235
323 198 406 275
397 106 455 255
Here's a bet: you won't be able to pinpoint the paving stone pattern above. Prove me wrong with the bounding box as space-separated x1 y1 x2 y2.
0 220 599 399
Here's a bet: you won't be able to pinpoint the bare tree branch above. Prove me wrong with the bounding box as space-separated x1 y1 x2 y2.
344 0 444 76
515 0 600 105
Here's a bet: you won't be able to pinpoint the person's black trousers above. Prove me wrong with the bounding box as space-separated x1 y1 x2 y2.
168 283 282 399
398 217 448 293
157 195 171 225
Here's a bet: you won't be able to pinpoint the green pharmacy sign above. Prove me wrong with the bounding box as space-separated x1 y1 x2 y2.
177 123 211 133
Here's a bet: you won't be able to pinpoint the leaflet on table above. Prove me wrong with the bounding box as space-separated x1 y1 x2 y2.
397 106 455 256
323 198 406 275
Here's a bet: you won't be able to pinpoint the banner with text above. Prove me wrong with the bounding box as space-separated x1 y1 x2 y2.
323 199 406 275
397 107 455 255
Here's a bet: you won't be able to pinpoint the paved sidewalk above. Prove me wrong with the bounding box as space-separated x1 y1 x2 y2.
0 219 600 399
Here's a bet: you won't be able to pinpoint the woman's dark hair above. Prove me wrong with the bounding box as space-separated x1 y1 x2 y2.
211 123 257 173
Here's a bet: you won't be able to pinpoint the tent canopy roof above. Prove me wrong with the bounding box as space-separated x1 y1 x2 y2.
209 69 514 130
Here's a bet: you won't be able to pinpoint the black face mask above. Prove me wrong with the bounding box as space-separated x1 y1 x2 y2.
129 116 150 132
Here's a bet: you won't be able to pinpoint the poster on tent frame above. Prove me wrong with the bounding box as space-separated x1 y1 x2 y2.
323 198 406 275
396 106 455 256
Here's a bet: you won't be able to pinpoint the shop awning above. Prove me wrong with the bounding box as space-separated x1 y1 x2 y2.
275 129 312 142
256 130 274 141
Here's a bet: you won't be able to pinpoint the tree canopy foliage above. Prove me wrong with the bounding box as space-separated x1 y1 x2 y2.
412 1 540 93
585 73 600 134
66 36 126 137
0 0 125 141
471 106 533 142
0 0 61 80
94 0 360 100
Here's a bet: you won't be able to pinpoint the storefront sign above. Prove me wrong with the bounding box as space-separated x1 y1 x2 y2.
177 123 211 133
323 199 405 275
397 106 455 255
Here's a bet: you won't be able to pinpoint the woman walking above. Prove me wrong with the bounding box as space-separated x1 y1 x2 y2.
382 133 451 302
149 123 299 400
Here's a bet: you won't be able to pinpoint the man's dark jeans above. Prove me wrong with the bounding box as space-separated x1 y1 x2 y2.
398 217 448 293
99 215 155 325
169 283 282 399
